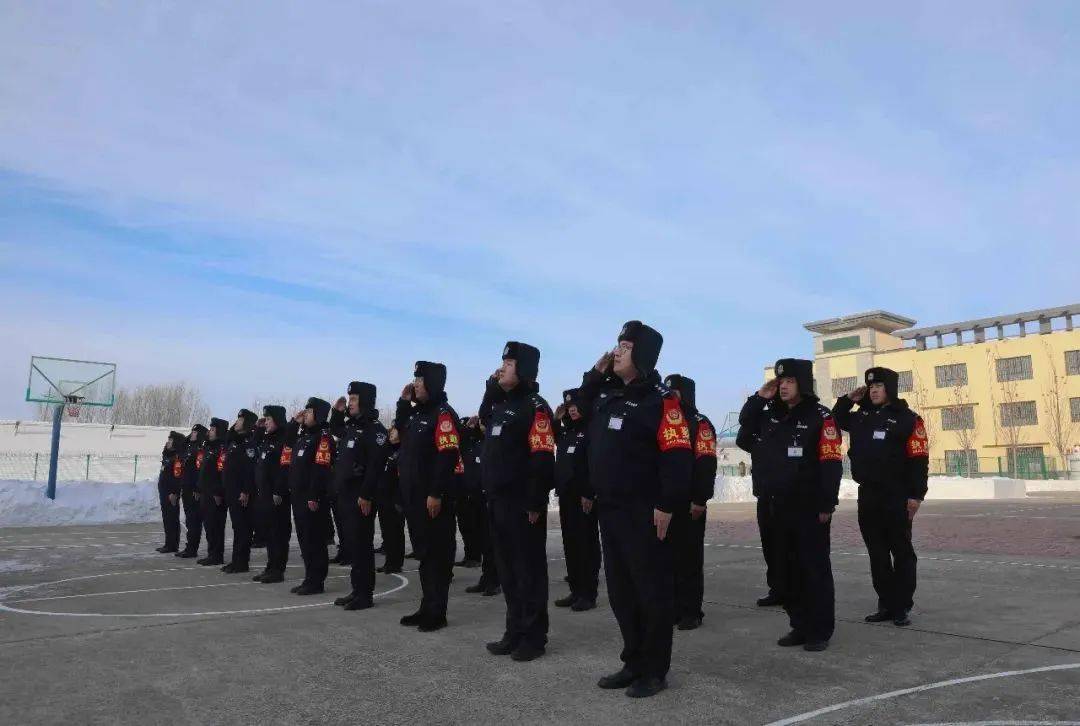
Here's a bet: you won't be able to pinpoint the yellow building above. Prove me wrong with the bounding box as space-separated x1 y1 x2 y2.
786 305 1080 477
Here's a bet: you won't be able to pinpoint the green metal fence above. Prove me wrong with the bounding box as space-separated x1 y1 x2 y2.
0 453 153 482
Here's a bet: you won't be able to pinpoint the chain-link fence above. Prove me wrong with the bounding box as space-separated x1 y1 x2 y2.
0 453 157 482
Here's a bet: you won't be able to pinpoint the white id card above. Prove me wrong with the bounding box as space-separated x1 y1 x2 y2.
347 440 356 448
787 447 803 457
608 417 623 430
475 456 481 463
490 425 503 437
297 449 305 457
873 430 886 440
567 446 576 453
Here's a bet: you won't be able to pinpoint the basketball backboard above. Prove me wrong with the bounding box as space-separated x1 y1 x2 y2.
26 356 117 407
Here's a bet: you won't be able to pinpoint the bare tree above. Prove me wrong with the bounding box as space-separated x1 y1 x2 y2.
908 370 938 450
40 382 211 428
944 381 979 475
1040 341 1078 473
986 350 1028 475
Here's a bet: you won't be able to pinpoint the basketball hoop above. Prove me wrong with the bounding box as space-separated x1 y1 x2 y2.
65 395 83 419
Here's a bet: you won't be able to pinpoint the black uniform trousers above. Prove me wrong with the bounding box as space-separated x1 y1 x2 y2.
228 498 253 567
292 499 329 587
857 495 917 614
558 492 600 600
180 489 202 553
672 508 706 620
338 491 376 603
158 484 180 550
756 496 781 597
201 496 228 561
598 502 675 680
456 495 484 562
257 495 292 574
769 498 835 642
376 501 405 572
479 494 500 587
406 498 456 619
490 499 549 648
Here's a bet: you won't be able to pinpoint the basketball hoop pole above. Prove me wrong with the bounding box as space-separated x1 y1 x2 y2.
46 402 63 500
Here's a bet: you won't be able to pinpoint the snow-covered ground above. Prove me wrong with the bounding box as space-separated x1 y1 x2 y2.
0 479 160 527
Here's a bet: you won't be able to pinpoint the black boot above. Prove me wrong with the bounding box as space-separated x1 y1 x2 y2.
334 593 357 606
626 676 667 698
757 592 783 607
260 571 284 584
417 615 448 632
465 582 487 594
677 615 702 630
344 598 373 611
865 610 893 623
510 643 545 662
294 583 324 595
175 549 198 559
486 636 517 655
554 594 576 608
597 667 637 690
777 630 807 647
571 597 597 612
482 584 502 597
400 610 425 626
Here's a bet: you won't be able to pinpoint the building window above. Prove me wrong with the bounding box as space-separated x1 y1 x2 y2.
941 405 975 431
935 363 968 388
823 335 860 353
832 376 858 396
1000 400 1038 427
944 449 979 475
897 370 913 393
1067 350 1080 376
1071 397 1080 423
996 355 1033 382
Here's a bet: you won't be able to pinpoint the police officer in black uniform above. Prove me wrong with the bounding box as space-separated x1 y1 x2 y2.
833 366 929 627
553 387 599 612
175 424 206 559
286 397 335 595
454 416 484 569
480 342 556 662
376 422 406 575
463 417 502 597
329 382 390 611
577 321 693 699
222 409 258 574
196 418 229 566
396 361 463 632
738 359 843 652
664 374 718 631
155 431 186 553
252 405 293 584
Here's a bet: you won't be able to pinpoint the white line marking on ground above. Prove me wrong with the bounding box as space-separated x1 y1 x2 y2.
905 721 1080 725
0 568 409 618
762 662 1080 726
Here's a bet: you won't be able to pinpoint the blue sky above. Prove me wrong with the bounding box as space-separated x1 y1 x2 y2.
1 1 1078 421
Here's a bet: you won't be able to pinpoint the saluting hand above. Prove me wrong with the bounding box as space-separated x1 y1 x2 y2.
594 351 614 373
426 496 441 519
758 378 779 400
401 383 415 402
848 386 867 403
358 497 373 517
334 396 347 412
654 508 672 540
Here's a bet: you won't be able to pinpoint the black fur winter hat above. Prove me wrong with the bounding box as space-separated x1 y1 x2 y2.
618 320 663 375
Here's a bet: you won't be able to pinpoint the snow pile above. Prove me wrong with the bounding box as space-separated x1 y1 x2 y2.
0 479 160 527
712 476 859 503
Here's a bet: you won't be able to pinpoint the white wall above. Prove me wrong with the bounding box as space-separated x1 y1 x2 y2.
0 420 175 456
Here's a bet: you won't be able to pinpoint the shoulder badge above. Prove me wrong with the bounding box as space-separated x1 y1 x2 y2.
657 396 692 452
